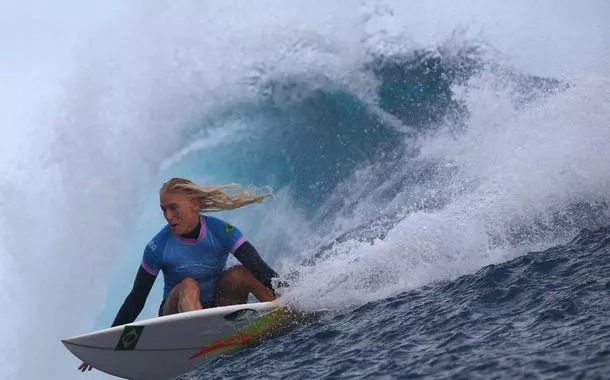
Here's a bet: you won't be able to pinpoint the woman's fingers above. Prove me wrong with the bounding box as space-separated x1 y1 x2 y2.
78 362 92 372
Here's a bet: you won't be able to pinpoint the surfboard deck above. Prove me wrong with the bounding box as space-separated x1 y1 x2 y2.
62 302 296 380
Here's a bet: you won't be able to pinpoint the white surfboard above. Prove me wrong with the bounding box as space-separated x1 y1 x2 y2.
62 302 292 380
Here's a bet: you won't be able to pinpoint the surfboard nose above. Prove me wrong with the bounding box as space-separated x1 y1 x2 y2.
60 302 280 380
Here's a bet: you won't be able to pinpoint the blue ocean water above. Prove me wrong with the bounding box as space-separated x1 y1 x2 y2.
3 3 610 380
156 47 608 379
192 226 610 380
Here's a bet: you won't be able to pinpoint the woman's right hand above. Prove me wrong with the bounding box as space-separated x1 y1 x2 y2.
78 362 92 372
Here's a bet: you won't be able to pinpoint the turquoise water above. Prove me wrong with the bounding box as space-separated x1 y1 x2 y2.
2 2 609 379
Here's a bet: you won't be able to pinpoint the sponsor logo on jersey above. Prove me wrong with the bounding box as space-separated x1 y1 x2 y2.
224 224 234 234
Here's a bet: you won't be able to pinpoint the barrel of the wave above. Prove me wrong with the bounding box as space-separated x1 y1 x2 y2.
61 302 300 380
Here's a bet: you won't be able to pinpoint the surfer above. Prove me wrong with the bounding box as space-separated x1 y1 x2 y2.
79 178 279 372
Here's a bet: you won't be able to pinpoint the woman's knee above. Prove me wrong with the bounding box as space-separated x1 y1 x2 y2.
219 265 251 286
177 277 200 292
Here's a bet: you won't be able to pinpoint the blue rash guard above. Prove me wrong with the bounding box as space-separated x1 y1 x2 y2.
141 215 246 306
111 214 279 327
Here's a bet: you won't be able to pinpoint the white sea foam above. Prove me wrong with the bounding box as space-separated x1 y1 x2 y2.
284 72 610 312
1 1 608 378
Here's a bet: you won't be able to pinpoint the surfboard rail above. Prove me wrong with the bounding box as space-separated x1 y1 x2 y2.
62 302 288 380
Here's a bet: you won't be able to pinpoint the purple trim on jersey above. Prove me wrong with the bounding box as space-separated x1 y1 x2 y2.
175 215 208 245
141 260 159 276
230 237 247 254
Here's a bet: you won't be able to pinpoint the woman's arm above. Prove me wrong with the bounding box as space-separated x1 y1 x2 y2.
79 267 157 371
111 266 156 326
233 241 278 290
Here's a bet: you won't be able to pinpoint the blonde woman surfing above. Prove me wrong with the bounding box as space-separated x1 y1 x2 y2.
79 178 279 372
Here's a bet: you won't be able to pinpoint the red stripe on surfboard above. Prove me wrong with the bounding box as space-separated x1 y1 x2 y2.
188 334 254 360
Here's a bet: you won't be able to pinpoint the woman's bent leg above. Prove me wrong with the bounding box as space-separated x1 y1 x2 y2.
215 265 276 306
161 277 203 315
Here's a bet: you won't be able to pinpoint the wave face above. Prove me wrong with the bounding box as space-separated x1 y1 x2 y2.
2 1 609 379
195 226 610 379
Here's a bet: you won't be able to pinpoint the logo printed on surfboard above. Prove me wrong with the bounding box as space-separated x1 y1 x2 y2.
115 326 145 351
223 309 258 321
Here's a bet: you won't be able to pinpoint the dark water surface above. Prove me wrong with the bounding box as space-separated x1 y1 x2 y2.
183 227 610 379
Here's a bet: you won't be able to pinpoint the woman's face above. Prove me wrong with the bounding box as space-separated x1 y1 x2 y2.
160 192 200 236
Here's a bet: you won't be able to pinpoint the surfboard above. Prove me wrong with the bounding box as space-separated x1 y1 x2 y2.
62 302 295 380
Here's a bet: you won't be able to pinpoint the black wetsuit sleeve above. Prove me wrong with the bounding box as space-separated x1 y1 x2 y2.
111 266 156 327
233 241 278 290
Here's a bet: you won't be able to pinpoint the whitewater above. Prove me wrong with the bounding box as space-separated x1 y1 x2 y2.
1 1 609 379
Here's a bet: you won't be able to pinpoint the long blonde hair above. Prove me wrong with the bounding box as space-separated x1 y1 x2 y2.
160 178 271 212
